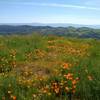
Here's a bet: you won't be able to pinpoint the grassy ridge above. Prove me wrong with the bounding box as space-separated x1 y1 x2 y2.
0 34 100 100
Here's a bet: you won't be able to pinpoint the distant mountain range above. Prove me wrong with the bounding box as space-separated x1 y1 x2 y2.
0 23 100 29
0 24 100 39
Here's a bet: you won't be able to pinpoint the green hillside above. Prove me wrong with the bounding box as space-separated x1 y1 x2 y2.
0 25 100 39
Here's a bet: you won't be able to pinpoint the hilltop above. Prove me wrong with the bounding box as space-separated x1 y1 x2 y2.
0 25 100 39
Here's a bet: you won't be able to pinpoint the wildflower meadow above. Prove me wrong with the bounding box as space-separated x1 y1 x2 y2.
0 34 100 100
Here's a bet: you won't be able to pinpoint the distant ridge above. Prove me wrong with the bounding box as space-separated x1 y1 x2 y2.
0 23 100 29
0 25 100 39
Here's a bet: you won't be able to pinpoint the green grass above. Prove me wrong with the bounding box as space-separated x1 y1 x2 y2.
0 34 100 100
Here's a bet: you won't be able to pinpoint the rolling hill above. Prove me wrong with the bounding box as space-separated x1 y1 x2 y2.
0 25 100 39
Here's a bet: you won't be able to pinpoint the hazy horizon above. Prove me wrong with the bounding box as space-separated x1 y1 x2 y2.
0 22 100 26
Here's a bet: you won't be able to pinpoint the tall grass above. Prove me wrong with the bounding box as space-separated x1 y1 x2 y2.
0 34 100 100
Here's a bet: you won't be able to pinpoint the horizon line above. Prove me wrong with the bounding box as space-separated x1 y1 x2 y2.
0 22 100 26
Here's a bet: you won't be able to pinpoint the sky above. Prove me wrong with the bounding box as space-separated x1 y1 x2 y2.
0 0 100 25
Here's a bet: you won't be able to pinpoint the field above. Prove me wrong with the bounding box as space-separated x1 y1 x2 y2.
0 34 100 100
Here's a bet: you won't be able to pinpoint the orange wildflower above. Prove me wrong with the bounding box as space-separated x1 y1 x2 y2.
64 73 73 80
54 88 60 94
72 85 76 89
63 63 69 70
11 96 16 100
72 79 77 85
51 82 60 94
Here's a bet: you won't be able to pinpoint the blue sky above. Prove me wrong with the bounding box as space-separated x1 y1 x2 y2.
0 0 100 25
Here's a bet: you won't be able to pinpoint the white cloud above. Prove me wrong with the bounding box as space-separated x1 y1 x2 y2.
6 2 100 11
20 2 100 11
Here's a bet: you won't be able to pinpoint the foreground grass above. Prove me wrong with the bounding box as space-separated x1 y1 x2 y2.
0 34 100 100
